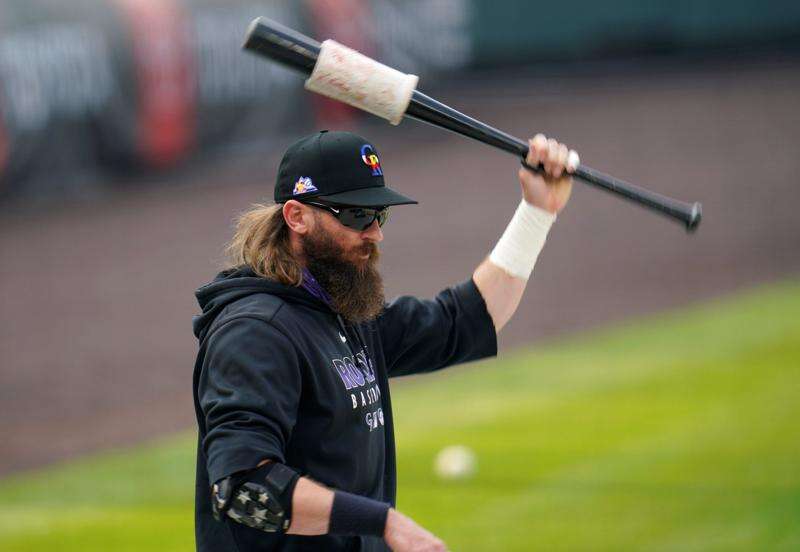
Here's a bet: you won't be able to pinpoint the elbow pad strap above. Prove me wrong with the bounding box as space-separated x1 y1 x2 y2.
212 462 300 533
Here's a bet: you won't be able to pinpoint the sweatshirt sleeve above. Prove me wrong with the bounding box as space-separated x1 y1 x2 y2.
376 278 497 378
197 316 301 484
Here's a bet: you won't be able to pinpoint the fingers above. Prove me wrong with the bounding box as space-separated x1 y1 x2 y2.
527 133 548 166
543 137 565 178
526 134 579 178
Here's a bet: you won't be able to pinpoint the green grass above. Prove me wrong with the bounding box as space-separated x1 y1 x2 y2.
2 280 800 551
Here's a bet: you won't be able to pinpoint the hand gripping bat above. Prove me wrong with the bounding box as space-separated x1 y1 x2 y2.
243 17 702 232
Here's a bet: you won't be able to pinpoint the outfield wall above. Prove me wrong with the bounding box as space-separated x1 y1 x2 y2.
470 0 800 66
1 0 797 196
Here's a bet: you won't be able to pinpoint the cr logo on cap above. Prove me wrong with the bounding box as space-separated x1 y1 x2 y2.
360 144 382 176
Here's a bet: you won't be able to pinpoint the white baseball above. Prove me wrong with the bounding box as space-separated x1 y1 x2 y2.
434 445 477 480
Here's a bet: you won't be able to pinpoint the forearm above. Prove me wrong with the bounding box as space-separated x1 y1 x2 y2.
286 477 334 535
287 475 442 550
472 134 576 332
472 258 526 333
474 200 556 333
286 475 390 539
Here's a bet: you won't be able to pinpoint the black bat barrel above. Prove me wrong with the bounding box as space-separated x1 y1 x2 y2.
244 17 320 74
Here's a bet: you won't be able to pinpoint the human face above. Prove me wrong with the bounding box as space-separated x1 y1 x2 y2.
301 210 385 322
307 204 384 266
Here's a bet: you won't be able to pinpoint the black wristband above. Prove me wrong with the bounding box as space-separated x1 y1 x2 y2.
329 490 390 537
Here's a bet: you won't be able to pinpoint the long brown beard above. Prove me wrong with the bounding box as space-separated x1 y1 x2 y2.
301 229 385 323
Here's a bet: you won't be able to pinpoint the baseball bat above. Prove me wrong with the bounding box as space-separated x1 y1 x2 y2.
243 17 702 232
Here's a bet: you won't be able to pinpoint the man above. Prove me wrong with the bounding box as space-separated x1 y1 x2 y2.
192 129 578 551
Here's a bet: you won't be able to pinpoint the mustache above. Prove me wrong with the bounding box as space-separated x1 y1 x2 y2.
359 242 380 260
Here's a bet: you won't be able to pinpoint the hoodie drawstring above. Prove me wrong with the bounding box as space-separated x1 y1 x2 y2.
336 314 370 362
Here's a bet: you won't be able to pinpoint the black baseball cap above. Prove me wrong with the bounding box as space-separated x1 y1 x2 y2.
274 130 418 207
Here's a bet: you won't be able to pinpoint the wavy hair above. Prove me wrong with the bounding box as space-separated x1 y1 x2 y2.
225 203 302 286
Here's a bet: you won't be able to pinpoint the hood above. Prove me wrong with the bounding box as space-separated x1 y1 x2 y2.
192 265 332 342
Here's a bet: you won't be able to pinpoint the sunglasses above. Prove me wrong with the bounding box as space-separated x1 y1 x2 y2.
303 201 390 231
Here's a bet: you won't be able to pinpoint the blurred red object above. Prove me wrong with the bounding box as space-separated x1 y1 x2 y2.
115 0 196 168
305 0 376 129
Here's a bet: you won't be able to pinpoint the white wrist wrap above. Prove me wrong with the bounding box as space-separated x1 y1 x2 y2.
305 40 419 125
489 200 556 280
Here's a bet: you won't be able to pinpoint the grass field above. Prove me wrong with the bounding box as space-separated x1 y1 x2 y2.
2 280 799 551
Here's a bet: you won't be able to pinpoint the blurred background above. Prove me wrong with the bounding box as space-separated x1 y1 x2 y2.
1 0 799 550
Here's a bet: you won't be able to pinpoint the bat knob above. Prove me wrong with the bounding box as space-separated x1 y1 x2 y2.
685 202 702 232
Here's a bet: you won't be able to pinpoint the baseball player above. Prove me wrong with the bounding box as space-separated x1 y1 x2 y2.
192 129 578 551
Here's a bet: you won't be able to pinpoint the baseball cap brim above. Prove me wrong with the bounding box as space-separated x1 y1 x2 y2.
317 185 418 207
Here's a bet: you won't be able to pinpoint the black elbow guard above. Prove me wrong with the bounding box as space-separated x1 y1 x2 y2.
211 462 300 533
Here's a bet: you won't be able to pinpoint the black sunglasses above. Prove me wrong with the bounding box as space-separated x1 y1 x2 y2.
303 201 390 231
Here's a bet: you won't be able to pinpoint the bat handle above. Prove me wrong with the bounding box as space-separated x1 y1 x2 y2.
521 159 702 232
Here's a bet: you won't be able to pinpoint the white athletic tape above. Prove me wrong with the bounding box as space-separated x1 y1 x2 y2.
489 200 556 280
305 40 418 125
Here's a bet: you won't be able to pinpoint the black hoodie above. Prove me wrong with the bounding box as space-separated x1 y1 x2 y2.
192 266 497 551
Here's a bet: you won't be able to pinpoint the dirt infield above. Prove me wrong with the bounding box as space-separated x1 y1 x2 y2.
2 59 799 476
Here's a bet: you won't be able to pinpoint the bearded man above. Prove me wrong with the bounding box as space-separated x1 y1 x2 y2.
192 129 578 552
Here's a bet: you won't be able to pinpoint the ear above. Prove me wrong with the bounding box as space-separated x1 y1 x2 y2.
283 200 314 235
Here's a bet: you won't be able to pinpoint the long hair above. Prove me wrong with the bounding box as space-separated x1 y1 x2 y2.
225 203 302 286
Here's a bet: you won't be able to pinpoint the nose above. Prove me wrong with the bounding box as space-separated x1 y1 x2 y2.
361 220 384 242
